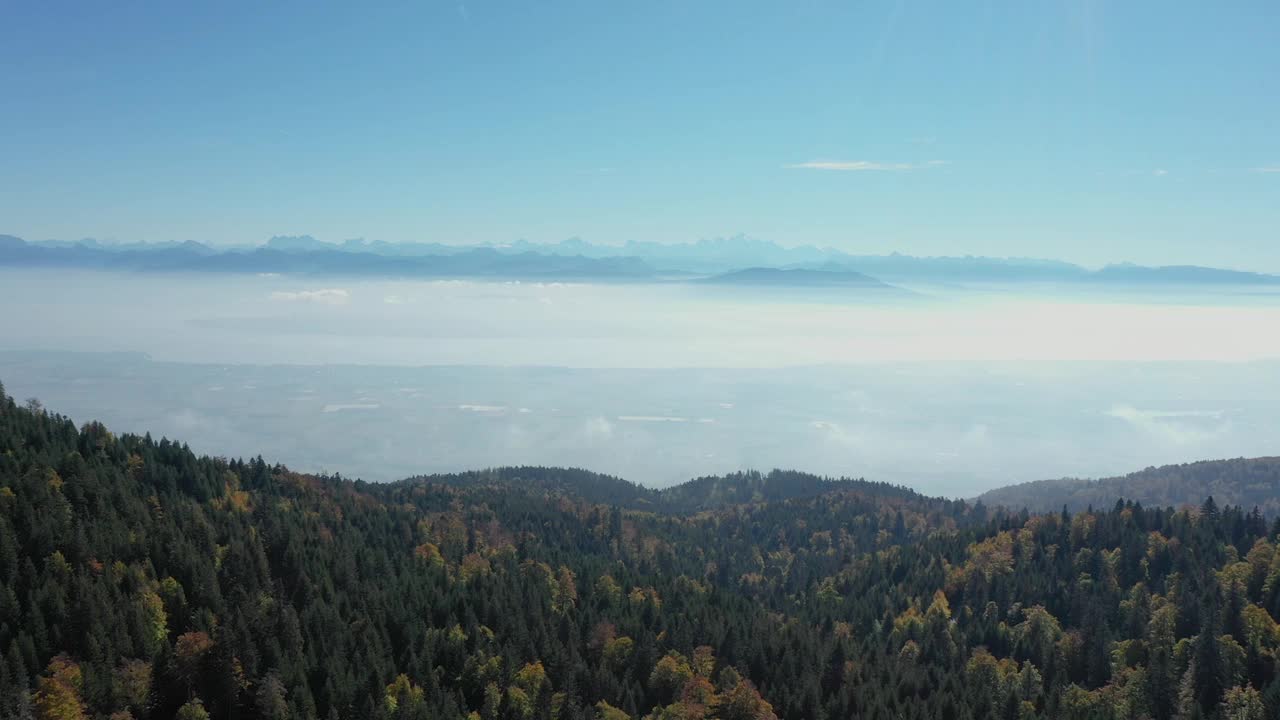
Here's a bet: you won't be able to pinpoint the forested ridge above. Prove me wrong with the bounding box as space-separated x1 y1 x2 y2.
976 458 1280 517
3 384 1280 720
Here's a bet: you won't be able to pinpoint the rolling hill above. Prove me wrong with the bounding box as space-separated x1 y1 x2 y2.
975 456 1280 515
695 268 895 289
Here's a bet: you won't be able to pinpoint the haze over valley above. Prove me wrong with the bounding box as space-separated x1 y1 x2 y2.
2 263 1278 493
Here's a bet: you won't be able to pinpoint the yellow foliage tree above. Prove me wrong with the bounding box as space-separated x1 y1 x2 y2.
174 699 210 720
385 673 426 715
594 574 623 606
650 652 694 704
553 566 578 613
712 678 777 720
596 700 632 720
513 661 547 696
604 636 635 670
414 542 445 568
33 674 85 720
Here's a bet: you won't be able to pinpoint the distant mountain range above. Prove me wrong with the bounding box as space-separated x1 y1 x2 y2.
0 235 656 280
4 232 1280 287
974 456 1280 515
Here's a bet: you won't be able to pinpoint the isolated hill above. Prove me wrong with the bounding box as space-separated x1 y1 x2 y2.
655 469 922 513
975 456 1280 515
695 267 896 289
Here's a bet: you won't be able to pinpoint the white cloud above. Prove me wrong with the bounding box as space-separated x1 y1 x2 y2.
383 295 405 305
269 288 350 305
322 403 380 413
1105 406 1224 422
1255 166 1280 173
458 404 507 413
582 416 614 440
788 161 906 171
1104 405 1226 446
1096 168 1170 178
809 420 867 449
786 160 947 171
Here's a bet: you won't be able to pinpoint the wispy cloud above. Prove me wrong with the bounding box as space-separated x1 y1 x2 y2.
1095 168 1171 178
1255 165 1280 173
786 160 947 171
1104 405 1226 446
269 288 350 305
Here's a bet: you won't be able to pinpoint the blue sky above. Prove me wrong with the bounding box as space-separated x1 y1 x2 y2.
2 1 1278 269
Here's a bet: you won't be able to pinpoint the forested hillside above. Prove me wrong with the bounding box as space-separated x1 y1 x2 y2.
3 383 1280 720
976 458 1280 517
410 467 917 515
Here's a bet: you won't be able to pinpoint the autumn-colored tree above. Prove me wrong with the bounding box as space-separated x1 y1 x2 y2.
136 591 167 656
1219 685 1265 720
506 686 534 720
174 698 210 720
385 673 426 715
513 661 547 697
553 565 579 613
33 674 85 720
588 622 618 657
691 647 716 679
414 542 445 568
603 637 635 671
650 653 694 704
174 631 214 695
711 678 776 720
460 552 492 582
112 659 151 713
481 682 502 720
596 700 632 720
594 574 623 606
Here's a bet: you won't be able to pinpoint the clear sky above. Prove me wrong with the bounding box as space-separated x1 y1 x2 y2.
2 1 1278 269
